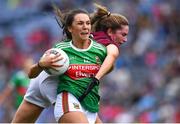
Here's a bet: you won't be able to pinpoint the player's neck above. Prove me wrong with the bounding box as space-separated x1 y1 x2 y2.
72 39 91 49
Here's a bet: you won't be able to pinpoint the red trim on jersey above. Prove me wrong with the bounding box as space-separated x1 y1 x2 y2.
17 86 27 96
62 92 69 113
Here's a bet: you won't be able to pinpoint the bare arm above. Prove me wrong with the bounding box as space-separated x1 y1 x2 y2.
95 44 119 80
0 84 13 105
28 50 63 78
28 63 43 78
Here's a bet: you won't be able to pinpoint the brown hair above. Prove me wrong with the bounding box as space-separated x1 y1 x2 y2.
53 4 89 39
91 3 129 32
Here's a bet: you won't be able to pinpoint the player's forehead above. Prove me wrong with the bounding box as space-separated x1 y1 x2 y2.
73 13 90 22
117 25 129 33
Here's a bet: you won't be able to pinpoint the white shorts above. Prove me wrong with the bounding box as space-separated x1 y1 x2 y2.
24 71 58 108
54 92 97 123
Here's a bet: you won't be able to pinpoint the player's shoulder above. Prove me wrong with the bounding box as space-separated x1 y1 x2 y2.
53 39 71 49
91 38 107 51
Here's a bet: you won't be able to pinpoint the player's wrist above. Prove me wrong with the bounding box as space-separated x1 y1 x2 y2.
37 61 43 70
92 77 100 85
95 75 101 80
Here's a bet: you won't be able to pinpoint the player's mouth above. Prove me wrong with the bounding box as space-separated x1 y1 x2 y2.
81 32 89 35
120 40 126 45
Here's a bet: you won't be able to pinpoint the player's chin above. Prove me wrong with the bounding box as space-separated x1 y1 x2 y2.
117 42 123 45
119 41 126 45
81 35 89 40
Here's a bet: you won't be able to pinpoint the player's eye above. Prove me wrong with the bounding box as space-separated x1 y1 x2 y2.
86 21 90 25
121 33 127 37
77 21 83 25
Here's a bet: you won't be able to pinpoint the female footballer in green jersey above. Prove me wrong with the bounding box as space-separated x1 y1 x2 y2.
13 9 106 123
0 57 33 121
12 3 129 123
48 9 107 123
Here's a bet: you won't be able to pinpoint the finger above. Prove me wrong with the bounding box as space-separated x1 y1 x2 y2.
49 67 59 72
56 52 61 56
43 52 51 57
45 49 52 55
51 63 63 67
51 57 61 63
50 53 60 59
52 56 64 63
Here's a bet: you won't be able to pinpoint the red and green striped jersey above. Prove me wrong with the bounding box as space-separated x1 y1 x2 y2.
10 71 30 108
54 38 107 112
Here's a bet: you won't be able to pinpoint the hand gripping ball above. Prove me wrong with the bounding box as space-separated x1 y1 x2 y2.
44 48 69 75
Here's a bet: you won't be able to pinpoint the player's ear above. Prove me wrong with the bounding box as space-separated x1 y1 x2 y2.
107 28 113 36
68 26 72 33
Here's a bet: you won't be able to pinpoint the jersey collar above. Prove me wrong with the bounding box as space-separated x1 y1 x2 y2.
70 38 93 52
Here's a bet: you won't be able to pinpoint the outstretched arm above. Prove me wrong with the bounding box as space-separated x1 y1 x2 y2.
95 44 119 80
0 84 13 105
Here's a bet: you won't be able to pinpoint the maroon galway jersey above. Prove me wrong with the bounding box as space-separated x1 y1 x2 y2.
92 31 119 48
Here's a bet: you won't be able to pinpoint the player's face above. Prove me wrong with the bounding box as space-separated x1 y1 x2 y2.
68 13 91 42
111 25 129 45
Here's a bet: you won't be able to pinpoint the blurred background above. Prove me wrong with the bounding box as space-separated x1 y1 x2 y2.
0 0 180 123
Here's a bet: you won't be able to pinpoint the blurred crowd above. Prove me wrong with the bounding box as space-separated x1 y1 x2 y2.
0 0 179 123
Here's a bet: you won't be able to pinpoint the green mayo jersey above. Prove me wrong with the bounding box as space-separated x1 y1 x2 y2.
54 39 107 112
10 70 30 108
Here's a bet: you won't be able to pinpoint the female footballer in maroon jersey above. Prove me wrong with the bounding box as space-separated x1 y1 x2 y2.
91 3 129 80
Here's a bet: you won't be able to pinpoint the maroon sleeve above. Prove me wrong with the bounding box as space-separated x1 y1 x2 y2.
96 38 119 48
92 32 119 48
